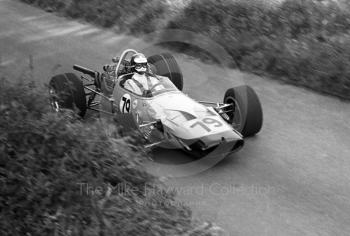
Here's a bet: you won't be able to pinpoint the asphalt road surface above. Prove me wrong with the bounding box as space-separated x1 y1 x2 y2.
1 1 350 235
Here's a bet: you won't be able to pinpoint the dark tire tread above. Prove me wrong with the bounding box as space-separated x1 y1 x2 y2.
147 53 184 91
224 85 263 137
49 73 87 117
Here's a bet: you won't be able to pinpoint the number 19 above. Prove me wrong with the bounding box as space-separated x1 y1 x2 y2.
190 117 222 132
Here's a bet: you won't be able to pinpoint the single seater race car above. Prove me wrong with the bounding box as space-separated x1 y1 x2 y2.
49 49 263 157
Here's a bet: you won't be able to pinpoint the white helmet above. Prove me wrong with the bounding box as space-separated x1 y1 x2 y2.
130 53 148 74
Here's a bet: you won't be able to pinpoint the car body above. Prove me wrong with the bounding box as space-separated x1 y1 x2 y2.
49 49 263 157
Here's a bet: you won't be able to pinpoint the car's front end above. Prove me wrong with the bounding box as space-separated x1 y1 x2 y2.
137 91 244 156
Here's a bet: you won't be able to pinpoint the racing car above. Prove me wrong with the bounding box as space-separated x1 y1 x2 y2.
49 49 263 157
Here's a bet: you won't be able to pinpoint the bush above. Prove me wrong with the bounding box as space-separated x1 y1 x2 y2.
165 0 350 99
0 78 223 235
20 0 69 12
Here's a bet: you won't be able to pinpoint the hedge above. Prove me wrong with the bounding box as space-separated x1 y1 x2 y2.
166 0 350 99
0 78 223 235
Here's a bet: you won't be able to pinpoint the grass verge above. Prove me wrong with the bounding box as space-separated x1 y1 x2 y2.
0 77 223 235
166 0 350 99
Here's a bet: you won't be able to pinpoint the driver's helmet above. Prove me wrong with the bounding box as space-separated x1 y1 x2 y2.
130 53 148 74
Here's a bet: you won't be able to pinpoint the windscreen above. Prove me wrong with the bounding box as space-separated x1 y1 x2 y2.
144 76 178 97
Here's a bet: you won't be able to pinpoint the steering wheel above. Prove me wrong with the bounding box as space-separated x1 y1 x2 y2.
142 82 163 97
149 82 163 92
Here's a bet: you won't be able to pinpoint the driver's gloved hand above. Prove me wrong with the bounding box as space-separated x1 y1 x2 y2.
142 90 152 97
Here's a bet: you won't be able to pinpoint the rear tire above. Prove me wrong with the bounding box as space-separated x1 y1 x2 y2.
223 85 263 137
49 73 87 117
147 53 183 91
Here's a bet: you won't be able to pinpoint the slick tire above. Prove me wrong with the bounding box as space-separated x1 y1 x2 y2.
223 85 263 137
49 73 87 117
147 53 183 91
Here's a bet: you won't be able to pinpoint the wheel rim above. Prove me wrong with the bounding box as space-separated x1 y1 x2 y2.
225 96 243 131
49 87 60 112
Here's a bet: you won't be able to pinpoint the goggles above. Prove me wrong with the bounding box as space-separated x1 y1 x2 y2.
135 63 147 69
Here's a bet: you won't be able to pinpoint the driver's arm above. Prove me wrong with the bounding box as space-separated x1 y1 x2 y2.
124 79 143 95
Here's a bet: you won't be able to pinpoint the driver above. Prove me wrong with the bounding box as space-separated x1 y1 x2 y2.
124 53 163 96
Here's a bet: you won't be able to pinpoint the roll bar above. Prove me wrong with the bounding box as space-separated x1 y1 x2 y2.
114 49 138 81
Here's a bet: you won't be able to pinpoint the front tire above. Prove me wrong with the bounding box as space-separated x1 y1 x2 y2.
223 85 263 137
147 53 184 91
49 73 87 117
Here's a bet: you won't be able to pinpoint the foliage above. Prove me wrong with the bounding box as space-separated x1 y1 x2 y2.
0 79 223 236
166 0 350 99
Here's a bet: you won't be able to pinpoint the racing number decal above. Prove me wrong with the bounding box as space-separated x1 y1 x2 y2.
122 97 131 113
119 94 131 113
190 117 223 132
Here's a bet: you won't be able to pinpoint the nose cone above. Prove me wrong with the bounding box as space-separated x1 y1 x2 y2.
196 129 244 151
183 132 244 158
167 122 244 151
